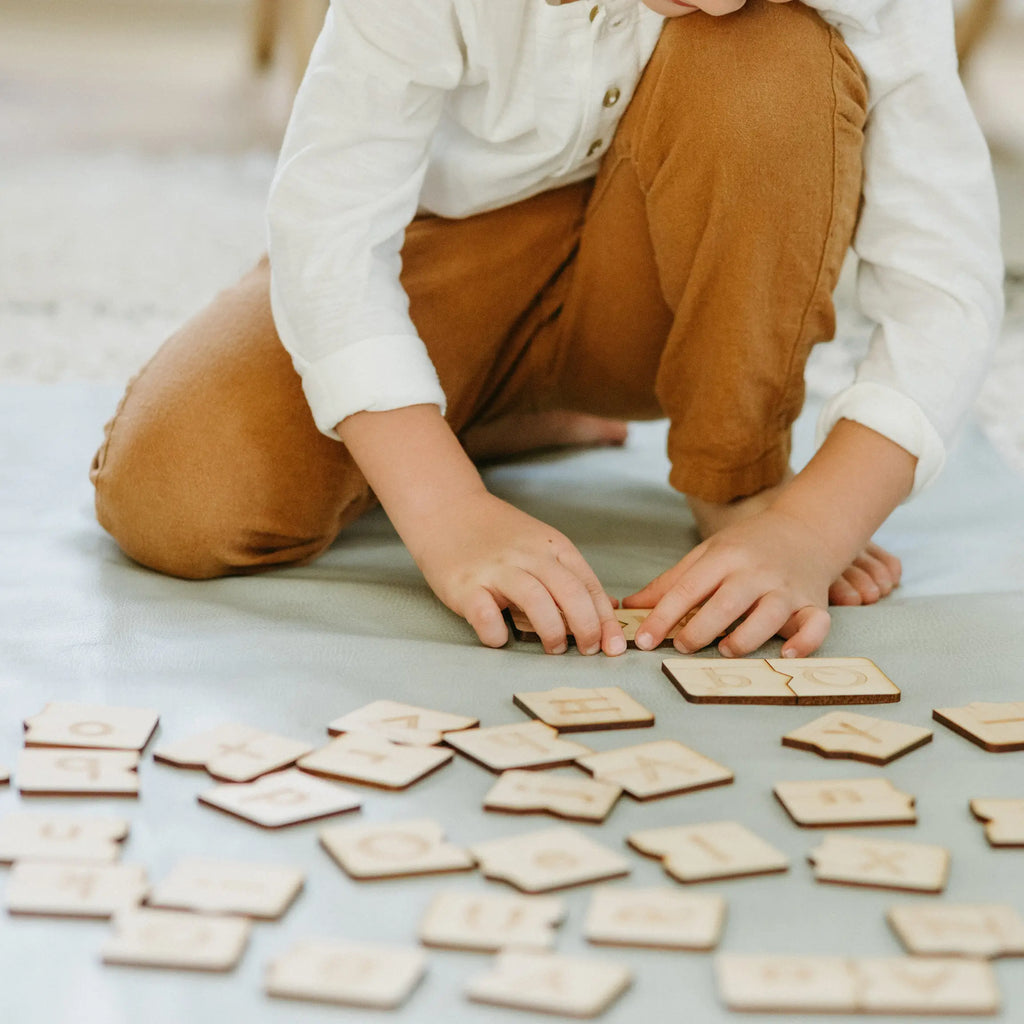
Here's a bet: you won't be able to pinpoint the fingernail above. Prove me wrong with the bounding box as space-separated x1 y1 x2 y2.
551 643 568 655
581 643 600 657
635 632 654 651
607 635 627 656
781 646 797 658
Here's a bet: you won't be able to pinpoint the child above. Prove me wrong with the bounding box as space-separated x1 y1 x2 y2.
90 0 1003 660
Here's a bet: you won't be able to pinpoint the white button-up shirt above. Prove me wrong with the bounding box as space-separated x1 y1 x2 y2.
267 0 1003 496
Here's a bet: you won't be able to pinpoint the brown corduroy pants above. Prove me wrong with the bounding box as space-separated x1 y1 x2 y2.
91 0 867 580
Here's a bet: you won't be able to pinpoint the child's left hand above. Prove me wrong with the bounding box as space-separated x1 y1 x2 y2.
624 506 841 658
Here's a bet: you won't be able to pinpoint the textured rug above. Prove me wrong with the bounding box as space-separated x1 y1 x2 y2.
2 148 1022 478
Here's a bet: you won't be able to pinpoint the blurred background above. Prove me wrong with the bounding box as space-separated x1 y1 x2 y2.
1 0 1022 472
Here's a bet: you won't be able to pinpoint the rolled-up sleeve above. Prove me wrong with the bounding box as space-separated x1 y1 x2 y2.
267 1 465 438
815 0 1004 496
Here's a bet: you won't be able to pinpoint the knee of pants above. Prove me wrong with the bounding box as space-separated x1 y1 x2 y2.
626 1 868 185
91 416 365 581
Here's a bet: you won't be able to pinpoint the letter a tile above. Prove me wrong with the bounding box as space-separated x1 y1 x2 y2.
773 778 917 827
513 686 654 732
782 712 932 765
577 739 733 800
767 658 900 705
327 699 478 746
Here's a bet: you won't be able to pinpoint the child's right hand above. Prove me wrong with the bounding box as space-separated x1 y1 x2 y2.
407 489 626 657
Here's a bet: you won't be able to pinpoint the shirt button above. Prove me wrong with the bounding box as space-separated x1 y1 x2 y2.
587 139 604 157
602 87 621 108
589 5 600 21
609 14 626 29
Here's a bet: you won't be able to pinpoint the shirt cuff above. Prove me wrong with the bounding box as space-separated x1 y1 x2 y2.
296 335 448 439
814 381 946 499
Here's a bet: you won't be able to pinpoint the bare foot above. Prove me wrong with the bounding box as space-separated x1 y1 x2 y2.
461 411 628 463
686 473 902 607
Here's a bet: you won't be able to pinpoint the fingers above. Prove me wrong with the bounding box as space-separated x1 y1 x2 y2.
828 543 903 606
463 589 510 649
634 568 718 651
777 606 831 658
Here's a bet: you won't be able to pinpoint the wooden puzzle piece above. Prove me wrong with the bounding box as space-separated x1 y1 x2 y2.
576 739 733 800
0 765 8 784
855 957 1000 1015
298 732 452 789
23 701 159 751
782 712 932 765
199 768 362 828
17 748 140 796
154 722 313 782
0 813 130 863
327 699 478 746
466 950 632 1018
808 833 951 893
887 903 1024 959
265 940 427 1008
933 702 1024 752
628 821 790 883
319 818 474 880
774 778 917 827
508 605 695 647
102 908 251 972
765 658 900 704
512 686 654 732
715 955 999 1015
418 889 566 951
470 826 630 893
147 858 304 919
970 798 1024 847
716 954 859 1013
483 770 621 823
444 721 592 773
6 862 148 918
583 885 726 951
662 658 796 704
664 657 900 705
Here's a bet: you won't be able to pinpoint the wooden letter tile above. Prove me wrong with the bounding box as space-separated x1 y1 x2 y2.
767 658 900 704
773 778 917 827
716 954 859 1013
577 739 733 800
6 862 148 918
584 885 726 951
509 605 695 646
0 812 129 863
0 765 9 785
662 658 795 704
933 702 1024 752
484 769 621 823
327 699 478 746
199 768 362 828
154 722 313 782
856 957 1000 1015
808 833 951 893
888 903 1024 959
628 821 790 883
513 686 654 732
470 827 630 893
782 712 931 765
102 907 251 971
466 950 632 1018
265 940 426 1008
970 798 1024 847
444 721 591 772
24 702 159 751
147 858 304 919
298 733 452 789
319 818 474 880
17 748 140 796
418 889 566 951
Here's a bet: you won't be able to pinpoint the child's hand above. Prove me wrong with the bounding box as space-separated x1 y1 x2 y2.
624 507 839 658
410 490 627 656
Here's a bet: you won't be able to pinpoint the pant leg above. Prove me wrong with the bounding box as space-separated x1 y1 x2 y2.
544 0 869 503
90 187 590 580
